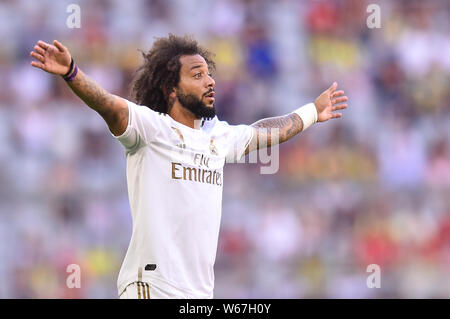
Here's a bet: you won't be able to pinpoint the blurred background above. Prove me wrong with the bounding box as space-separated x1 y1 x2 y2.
0 0 449 298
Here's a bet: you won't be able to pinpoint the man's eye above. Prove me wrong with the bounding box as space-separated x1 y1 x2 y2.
194 73 202 78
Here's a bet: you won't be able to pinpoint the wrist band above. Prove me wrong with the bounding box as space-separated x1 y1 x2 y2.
292 103 318 131
64 64 78 82
63 59 78 82
63 58 74 77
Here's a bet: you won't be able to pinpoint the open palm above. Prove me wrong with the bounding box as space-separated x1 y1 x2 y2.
315 82 348 122
30 40 72 75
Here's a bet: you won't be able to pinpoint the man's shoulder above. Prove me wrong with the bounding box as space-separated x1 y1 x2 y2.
127 99 170 122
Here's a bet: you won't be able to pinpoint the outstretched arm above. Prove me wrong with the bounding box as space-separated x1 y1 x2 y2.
30 40 128 136
245 82 348 155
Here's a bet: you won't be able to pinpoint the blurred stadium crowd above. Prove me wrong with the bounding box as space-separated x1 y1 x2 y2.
0 0 449 298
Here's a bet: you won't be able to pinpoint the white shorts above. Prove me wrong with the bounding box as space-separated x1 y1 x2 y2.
119 281 178 299
119 282 154 299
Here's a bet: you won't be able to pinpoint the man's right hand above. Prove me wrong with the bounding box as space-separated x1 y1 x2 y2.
30 39 129 136
30 40 72 75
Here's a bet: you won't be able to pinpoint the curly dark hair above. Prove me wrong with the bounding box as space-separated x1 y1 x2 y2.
130 34 216 114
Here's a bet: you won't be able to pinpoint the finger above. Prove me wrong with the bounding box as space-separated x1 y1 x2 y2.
328 81 338 94
31 61 45 69
332 96 348 104
30 51 45 63
53 40 66 53
332 104 348 111
37 40 51 50
331 90 345 98
34 45 46 56
331 113 342 119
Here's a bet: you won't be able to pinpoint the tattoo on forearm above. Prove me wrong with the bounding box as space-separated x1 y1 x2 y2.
67 69 126 131
249 113 303 151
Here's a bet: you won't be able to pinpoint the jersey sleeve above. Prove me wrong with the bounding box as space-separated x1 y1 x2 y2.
112 99 160 152
220 121 254 163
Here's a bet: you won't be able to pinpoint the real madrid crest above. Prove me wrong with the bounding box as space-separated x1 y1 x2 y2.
209 137 218 155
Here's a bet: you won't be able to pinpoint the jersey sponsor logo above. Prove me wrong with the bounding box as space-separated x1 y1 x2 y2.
193 153 210 168
171 162 222 186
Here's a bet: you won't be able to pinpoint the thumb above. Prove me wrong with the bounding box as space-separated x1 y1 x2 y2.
53 40 66 53
328 82 338 94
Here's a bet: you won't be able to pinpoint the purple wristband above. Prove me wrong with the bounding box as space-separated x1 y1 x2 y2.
64 64 78 82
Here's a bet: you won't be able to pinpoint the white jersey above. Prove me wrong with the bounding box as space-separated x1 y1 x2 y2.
112 99 253 298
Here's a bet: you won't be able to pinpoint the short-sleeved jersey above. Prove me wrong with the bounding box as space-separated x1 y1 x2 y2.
113 99 253 298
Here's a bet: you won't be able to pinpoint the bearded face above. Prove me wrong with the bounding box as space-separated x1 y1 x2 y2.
176 90 216 119
172 54 216 120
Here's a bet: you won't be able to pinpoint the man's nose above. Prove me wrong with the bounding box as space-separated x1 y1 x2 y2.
206 74 215 88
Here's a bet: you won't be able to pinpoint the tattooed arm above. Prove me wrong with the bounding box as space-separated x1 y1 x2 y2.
30 40 128 136
67 70 128 136
245 113 304 154
244 82 348 155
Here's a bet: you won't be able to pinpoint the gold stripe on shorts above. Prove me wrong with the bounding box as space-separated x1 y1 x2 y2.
137 282 141 299
134 281 151 299
145 283 151 299
142 282 147 299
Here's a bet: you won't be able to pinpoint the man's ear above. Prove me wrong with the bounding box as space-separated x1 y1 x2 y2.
165 86 177 100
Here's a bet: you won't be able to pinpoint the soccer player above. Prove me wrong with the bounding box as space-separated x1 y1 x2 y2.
30 34 348 299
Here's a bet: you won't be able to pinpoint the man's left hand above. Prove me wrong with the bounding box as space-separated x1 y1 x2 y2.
314 82 348 122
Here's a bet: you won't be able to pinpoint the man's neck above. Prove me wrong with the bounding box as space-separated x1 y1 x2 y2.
168 102 202 129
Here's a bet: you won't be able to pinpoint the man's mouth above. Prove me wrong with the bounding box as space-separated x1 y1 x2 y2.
204 91 215 102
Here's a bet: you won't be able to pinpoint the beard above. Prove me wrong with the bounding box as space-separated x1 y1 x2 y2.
176 91 216 120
